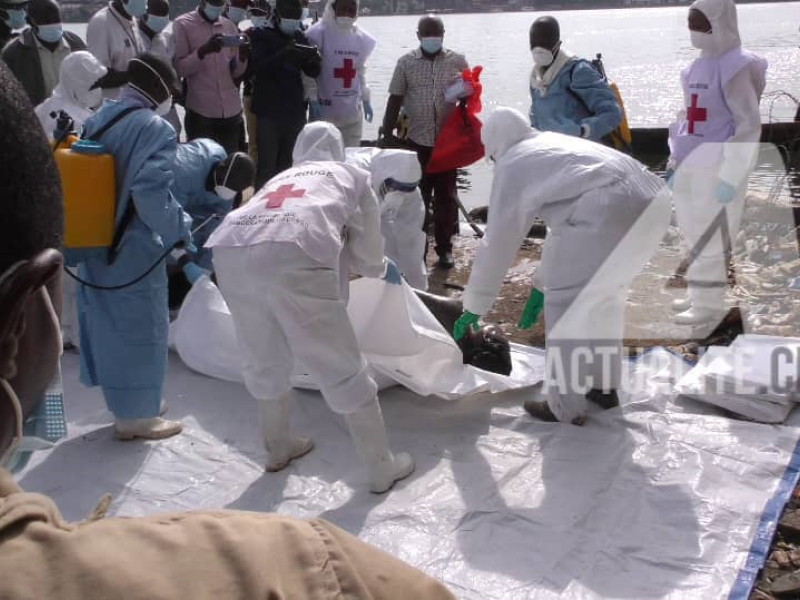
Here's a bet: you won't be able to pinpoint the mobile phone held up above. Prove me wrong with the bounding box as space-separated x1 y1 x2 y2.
221 34 248 47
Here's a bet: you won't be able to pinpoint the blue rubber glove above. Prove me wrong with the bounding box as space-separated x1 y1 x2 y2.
382 258 403 285
182 262 210 284
453 311 480 341
363 100 374 123
518 288 545 330
309 100 322 121
664 168 675 191
717 180 737 204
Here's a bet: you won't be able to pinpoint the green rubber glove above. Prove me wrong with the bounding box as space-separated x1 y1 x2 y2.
518 288 545 330
453 311 481 341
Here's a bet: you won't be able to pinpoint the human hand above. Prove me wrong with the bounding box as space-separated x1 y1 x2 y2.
717 180 737 204
199 34 224 59
182 262 211 284
308 100 322 121
454 311 481 341
664 168 675 191
518 288 544 330
382 258 403 285
363 100 373 123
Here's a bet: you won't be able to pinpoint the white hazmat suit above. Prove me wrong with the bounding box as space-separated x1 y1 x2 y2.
35 51 107 139
463 108 670 424
207 122 414 493
667 0 767 329
346 147 428 290
36 51 107 350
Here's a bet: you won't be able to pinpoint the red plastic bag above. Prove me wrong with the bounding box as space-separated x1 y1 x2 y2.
426 66 485 175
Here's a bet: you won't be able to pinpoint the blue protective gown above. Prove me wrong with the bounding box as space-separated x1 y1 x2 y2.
530 59 622 143
77 97 192 419
170 139 229 270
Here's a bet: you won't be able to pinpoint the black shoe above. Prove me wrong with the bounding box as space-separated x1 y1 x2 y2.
586 388 620 410
437 251 454 269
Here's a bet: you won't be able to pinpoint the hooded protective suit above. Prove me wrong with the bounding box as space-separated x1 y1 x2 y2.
171 139 230 269
35 52 107 139
208 122 387 414
667 0 767 325
77 91 193 420
346 147 428 290
305 0 375 147
463 107 670 423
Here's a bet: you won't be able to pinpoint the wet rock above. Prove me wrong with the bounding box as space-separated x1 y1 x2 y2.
772 550 792 569
771 571 800 597
779 510 800 539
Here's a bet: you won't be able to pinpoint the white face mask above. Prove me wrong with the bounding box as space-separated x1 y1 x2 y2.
336 16 355 29
78 86 104 110
155 96 172 117
215 185 237 201
531 47 554 67
690 29 714 50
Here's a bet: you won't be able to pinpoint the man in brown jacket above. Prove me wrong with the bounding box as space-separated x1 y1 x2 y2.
0 60 455 600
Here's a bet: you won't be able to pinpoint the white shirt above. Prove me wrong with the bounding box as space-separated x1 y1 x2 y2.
87 3 144 98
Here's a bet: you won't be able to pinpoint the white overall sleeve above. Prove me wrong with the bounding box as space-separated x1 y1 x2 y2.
462 163 543 316
359 64 371 103
346 181 386 278
719 65 762 187
86 13 111 68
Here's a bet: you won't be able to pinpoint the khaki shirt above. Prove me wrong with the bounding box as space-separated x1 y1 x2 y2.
388 48 469 147
0 469 455 600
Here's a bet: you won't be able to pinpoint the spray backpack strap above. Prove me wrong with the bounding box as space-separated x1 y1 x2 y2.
83 107 146 265
567 59 633 155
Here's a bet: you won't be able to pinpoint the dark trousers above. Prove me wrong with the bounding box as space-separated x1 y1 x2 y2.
409 141 459 255
185 109 244 155
256 115 306 188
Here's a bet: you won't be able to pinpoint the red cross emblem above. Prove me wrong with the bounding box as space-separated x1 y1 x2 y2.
265 184 306 209
687 93 707 135
334 58 357 89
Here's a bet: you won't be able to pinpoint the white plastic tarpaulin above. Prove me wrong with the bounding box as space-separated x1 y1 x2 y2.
675 335 800 423
16 348 800 600
170 275 543 398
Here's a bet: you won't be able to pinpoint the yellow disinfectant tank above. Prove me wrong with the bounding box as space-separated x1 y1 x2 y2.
55 140 116 251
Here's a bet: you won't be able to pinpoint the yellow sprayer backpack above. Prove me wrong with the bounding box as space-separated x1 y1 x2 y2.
568 53 633 155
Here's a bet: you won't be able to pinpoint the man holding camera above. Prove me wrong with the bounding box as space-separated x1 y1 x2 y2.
250 0 321 187
173 0 248 153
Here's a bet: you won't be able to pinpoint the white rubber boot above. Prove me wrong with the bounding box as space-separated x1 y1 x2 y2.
159 399 168 416
671 297 692 313
259 395 314 472
345 400 415 494
115 417 183 441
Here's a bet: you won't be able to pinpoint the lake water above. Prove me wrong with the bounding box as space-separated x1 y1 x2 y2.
67 4 800 209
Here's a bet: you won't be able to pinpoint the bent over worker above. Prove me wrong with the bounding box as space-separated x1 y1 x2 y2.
455 107 670 425
208 122 414 494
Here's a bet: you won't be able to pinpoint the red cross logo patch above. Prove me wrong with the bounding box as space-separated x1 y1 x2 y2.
265 184 306 209
333 58 357 89
687 93 707 135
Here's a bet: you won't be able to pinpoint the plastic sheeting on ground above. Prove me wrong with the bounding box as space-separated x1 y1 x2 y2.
16 348 800 600
170 275 544 399
675 335 799 423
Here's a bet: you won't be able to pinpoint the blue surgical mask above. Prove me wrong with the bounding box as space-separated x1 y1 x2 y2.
2 7 27 29
278 17 299 35
123 0 147 17
146 13 169 33
227 6 246 23
202 2 226 21
36 22 63 43
250 15 266 28
420 36 443 55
